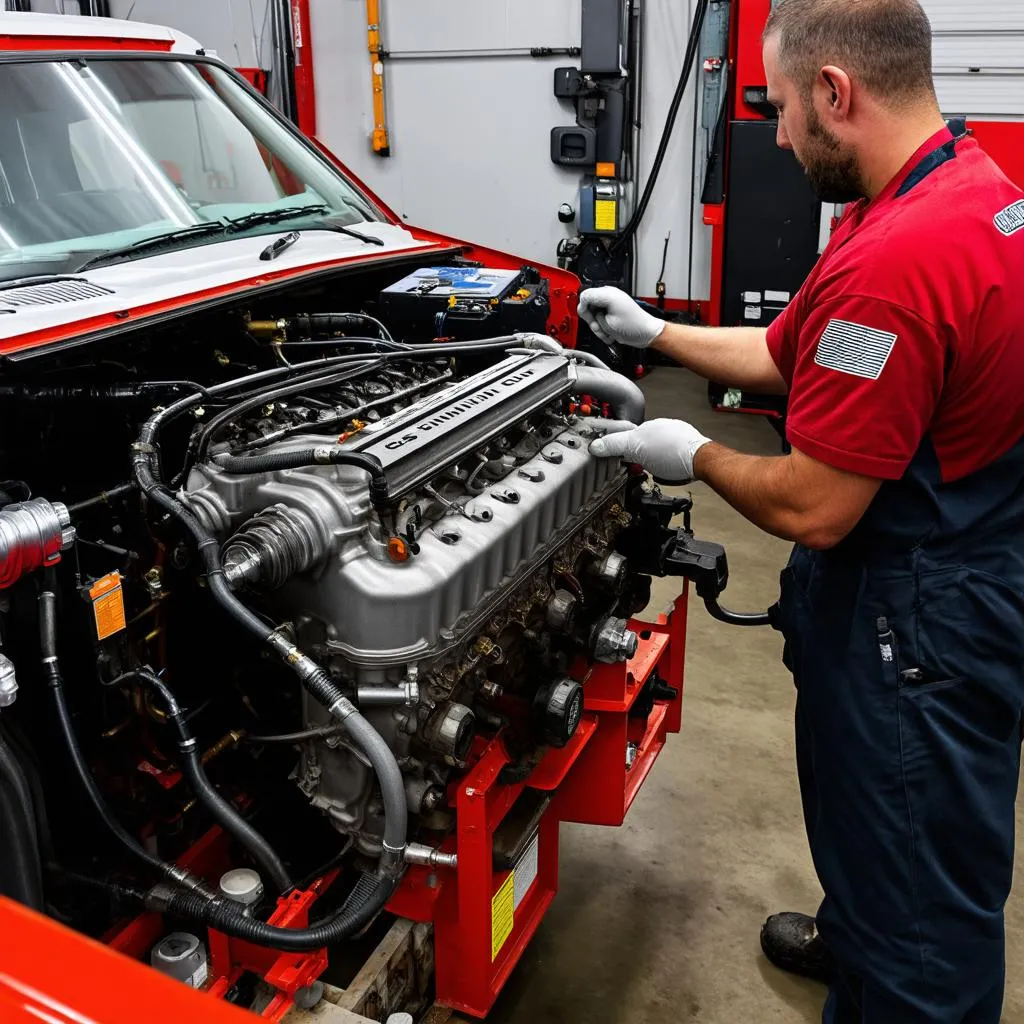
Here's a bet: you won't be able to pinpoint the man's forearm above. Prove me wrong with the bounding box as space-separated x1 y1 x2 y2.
653 322 787 394
693 443 842 549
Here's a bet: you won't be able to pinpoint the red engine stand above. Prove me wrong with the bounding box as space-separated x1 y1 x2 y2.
388 585 689 1018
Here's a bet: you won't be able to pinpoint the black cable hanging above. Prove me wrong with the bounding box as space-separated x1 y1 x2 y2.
613 0 711 253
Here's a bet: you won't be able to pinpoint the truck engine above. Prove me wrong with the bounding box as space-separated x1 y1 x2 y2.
0 254 723 1018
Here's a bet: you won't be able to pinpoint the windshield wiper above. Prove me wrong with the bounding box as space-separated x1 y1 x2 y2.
73 222 229 273
223 204 330 232
224 204 386 246
325 222 385 246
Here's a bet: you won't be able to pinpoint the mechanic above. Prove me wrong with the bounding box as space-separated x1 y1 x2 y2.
580 0 1024 1020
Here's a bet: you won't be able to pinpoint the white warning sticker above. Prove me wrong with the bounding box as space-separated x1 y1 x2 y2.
513 832 540 912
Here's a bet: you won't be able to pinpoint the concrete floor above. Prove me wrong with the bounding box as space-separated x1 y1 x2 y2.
475 368 1024 1023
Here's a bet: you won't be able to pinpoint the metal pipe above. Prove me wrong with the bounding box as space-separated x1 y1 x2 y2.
356 681 418 707
0 498 74 589
404 843 457 870
382 46 581 60
366 0 391 155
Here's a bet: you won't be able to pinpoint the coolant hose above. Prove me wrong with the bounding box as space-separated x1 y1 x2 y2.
0 733 43 909
152 869 395 951
38 580 213 897
573 366 646 424
132 669 292 895
212 449 390 508
132 445 409 882
511 333 613 371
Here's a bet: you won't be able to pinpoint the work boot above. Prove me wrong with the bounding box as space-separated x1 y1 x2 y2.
760 912 834 982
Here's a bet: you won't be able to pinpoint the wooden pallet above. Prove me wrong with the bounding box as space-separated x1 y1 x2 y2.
282 920 452 1024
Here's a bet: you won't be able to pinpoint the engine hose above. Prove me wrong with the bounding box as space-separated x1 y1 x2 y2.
191 337 528 465
38 580 214 898
212 449 390 507
152 869 395 952
572 366 646 424
48 865 148 906
129 669 293 895
190 359 385 469
147 334 530 444
67 482 138 517
131 455 408 881
703 595 771 627
0 733 44 909
282 315 397 342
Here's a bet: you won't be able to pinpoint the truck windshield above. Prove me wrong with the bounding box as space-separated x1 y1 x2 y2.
0 58 382 281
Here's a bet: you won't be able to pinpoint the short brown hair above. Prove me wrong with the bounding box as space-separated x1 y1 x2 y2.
764 0 936 105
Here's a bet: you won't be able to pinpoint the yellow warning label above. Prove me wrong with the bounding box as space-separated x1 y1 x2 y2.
594 199 617 232
90 572 126 641
491 871 515 961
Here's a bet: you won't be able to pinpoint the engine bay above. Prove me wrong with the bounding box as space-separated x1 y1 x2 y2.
0 253 693 1014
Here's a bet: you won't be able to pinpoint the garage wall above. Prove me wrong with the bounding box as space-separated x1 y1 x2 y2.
308 0 713 304
27 0 274 69
921 0 1024 120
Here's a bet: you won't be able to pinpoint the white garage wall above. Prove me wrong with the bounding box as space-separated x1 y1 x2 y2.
309 0 713 303
921 0 1024 119
27 0 274 69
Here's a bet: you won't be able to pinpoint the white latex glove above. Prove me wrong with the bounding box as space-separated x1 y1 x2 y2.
577 286 666 349
588 418 712 482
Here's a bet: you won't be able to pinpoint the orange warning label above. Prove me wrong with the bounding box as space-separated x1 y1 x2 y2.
89 572 126 641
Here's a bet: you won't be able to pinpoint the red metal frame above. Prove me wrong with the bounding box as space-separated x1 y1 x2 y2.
0 34 174 52
235 66 268 95
967 120 1024 190
290 0 317 137
731 0 772 122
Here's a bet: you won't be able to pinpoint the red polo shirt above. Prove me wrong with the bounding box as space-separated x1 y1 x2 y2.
766 126 1024 482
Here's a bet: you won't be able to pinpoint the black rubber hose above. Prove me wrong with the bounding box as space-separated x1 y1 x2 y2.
0 734 44 909
48 865 148 905
703 595 771 627
213 448 390 507
68 482 138 517
129 668 292 895
39 580 212 897
155 870 395 952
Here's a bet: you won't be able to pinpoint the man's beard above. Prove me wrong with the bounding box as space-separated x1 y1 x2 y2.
797 105 866 203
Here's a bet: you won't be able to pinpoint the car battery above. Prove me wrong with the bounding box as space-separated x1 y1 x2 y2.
378 264 550 340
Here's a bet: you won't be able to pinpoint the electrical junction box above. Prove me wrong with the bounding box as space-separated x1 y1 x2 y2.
379 265 550 340
578 178 628 235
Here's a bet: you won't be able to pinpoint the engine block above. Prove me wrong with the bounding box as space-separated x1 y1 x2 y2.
184 348 646 849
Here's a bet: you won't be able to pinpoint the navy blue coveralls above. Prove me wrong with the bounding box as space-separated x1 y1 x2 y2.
768 127 1024 1022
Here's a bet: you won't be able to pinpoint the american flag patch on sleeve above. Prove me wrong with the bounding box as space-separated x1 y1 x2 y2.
814 319 898 380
